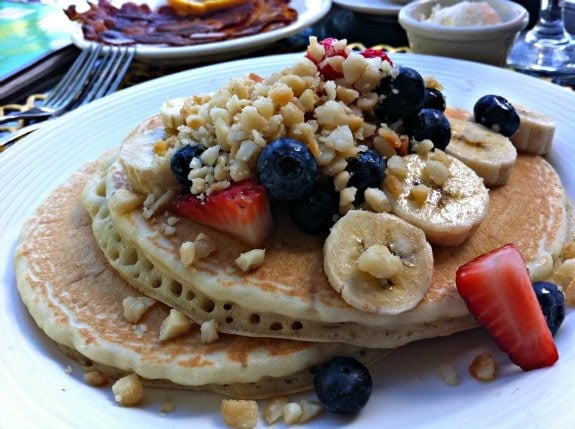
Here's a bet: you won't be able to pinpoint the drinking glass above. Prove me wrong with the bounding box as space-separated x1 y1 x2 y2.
507 0 575 76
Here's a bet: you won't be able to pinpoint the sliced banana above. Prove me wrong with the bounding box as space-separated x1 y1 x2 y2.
323 210 433 315
446 118 517 187
384 151 489 247
119 113 180 196
510 103 556 155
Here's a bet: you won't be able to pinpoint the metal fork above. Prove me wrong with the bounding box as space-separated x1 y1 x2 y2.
0 45 135 148
0 45 135 124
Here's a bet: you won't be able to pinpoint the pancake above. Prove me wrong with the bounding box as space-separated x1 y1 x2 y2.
84 137 569 347
13 159 389 399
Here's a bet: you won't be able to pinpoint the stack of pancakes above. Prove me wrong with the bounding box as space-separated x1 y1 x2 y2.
14 149 569 400
13 66 571 402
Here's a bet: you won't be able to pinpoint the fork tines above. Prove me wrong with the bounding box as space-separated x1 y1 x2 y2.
78 45 136 106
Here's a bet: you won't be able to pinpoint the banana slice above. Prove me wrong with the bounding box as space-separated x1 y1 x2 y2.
446 118 517 187
510 103 556 155
384 151 489 247
119 114 180 196
323 210 433 315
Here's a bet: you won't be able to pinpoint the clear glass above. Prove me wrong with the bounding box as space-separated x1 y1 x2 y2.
507 0 575 76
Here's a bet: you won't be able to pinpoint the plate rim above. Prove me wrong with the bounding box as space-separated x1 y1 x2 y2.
333 0 403 16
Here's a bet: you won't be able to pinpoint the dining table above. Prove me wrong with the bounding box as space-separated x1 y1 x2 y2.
3 1 575 429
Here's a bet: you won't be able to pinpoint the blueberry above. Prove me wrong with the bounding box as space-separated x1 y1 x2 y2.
314 356 372 415
532 281 565 336
375 66 425 124
346 149 386 200
170 144 205 187
423 87 446 112
405 108 451 151
473 94 520 137
289 181 338 234
256 138 318 200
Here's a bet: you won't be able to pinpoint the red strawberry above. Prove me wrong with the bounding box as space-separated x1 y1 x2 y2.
456 243 558 371
306 37 349 80
360 48 393 66
172 179 273 247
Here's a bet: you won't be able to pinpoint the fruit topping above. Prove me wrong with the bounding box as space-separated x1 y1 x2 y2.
532 281 565 336
256 137 318 200
473 94 520 137
374 66 426 124
314 356 372 415
288 181 339 235
172 179 273 247
359 47 393 64
405 108 452 151
323 210 433 314
456 243 559 371
305 37 349 80
423 87 447 112
170 144 206 187
346 148 386 200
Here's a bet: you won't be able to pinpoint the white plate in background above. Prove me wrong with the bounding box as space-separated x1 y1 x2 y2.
70 0 331 63
333 0 403 17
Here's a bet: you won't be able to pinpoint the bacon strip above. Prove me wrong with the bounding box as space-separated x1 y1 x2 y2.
65 0 298 47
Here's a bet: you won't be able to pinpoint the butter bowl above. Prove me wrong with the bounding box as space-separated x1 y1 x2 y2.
398 0 529 66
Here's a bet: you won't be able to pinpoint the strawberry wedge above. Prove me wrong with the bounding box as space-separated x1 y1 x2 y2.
172 179 273 248
456 243 558 371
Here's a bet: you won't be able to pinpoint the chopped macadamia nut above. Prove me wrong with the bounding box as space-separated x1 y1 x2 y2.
122 296 156 324
339 186 357 207
424 159 450 186
386 155 408 179
283 402 303 425
159 309 192 341
333 170 351 191
297 400 323 423
438 364 460 386
194 233 217 259
221 399 259 429
200 319 219 344
263 397 288 424
84 371 109 387
358 244 402 279
180 241 196 267
109 189 145 214
364 187 391 212
112 373 144 406
410 183 431 206
235 249 266 272
469 353 498 381
143 189 176 219
411 139 434 154
180 233 216 267
384 174 403 199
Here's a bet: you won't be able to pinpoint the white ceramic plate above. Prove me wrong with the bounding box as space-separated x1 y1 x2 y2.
1 53 575 428
333 0 403 17
70 0 331 63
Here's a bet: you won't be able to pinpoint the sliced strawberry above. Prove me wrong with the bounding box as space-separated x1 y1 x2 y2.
360 48 393 66
456 243 558 371
305 37 349 80
172 179 273 247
